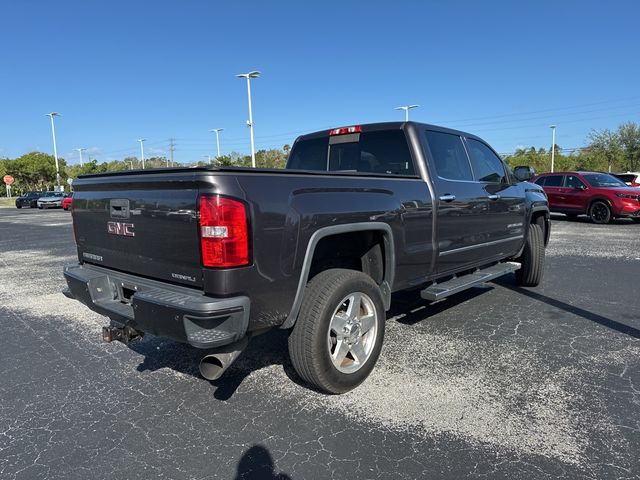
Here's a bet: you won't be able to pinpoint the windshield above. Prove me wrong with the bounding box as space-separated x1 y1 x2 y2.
583 173 628 188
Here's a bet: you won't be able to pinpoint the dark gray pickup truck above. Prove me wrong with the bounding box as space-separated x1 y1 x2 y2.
63 122 549 393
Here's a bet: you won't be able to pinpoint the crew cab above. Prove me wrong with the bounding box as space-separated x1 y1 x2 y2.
532 171 640 223
63 122 550 393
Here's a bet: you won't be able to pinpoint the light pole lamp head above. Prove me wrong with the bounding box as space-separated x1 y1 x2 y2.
137 138 146 143
549 125 556 130
236 70 261 79
210 128 224 133
46 112 61 118
395 104 419 111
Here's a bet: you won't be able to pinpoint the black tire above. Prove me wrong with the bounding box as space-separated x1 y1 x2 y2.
288 268 385 394
589 201 611 224
632 218 640 224
515 223 545 287
16 204 22 209
38 206 43 210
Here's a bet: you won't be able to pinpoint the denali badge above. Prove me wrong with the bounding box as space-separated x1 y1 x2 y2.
107 221 135 237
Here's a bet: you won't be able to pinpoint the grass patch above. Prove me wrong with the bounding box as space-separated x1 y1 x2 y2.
0 197 16 208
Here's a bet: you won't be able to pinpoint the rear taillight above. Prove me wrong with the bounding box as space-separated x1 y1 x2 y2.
329 125 362 136
199 195 249 268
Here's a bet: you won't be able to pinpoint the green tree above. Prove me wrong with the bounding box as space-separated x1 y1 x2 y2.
587 129 623 172
618 121 640 171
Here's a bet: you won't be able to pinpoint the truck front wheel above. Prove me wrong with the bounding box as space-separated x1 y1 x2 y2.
288 268 385 394
515 223 545 287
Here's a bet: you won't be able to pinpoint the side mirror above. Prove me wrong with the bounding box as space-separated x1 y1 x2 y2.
513 165 536 182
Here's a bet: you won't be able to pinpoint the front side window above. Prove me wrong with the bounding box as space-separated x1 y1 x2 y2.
425 130 473 181
565 175 586 189
544 175 564 187
534 177 546 186
466 138 508 183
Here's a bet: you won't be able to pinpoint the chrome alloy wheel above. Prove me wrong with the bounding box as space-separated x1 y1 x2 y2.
327 292 378 374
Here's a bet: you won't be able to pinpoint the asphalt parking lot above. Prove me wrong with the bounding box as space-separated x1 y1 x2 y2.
0 207 638 480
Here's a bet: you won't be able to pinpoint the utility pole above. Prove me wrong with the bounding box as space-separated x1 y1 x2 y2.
549 125 557 173
137 138 146 169
46 112 61 190
169 138 175 166
75 147 87 167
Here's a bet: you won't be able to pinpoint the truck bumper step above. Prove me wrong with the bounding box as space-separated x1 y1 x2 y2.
420 261 521 301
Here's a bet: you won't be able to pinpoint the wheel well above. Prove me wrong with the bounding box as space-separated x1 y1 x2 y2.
588 198 612 211
308 230 386 285
531 210 550 246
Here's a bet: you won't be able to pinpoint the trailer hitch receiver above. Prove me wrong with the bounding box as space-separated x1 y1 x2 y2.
102 325 144 345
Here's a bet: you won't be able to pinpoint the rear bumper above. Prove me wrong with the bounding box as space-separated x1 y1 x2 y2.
63 263 250 348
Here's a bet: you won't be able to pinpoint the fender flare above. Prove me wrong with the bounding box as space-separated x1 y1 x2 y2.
280 222 395 329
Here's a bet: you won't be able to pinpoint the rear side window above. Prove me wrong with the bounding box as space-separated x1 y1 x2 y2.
534 177 546 186
328 131 416 175
466 139 508 183
544 175 563 187
425 130 473 181
287 137 329 170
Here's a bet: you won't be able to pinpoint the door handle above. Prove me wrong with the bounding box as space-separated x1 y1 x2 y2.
487 194 501 201
439 194 456 202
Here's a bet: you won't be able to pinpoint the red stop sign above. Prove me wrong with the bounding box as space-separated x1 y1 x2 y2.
3 175 14 186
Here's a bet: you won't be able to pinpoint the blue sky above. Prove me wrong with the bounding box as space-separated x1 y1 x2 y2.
1 0 639 164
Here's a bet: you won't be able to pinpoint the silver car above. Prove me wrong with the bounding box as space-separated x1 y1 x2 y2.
37 192 66 209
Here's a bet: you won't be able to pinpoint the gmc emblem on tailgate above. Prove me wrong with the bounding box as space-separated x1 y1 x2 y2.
107 221 135 237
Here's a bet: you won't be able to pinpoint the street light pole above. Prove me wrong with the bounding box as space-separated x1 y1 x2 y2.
210 128 223 158
236 71 261 168
75 147 87 167
549 125 556 173
395 105 419 121
137 138 146 169
46 112 61 190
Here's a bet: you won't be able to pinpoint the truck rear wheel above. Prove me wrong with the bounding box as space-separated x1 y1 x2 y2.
288 268 385 394
515 223 544 287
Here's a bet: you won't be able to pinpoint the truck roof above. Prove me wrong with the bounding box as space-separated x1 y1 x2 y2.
295 121 486 143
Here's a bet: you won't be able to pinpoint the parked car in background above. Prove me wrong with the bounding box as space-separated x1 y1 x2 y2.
37 192 66 209
614 172 640 187
62 193 73 211
15 191 45 208
532 171 640 224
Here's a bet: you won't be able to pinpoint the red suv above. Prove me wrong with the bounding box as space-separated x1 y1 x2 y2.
532 171 640 224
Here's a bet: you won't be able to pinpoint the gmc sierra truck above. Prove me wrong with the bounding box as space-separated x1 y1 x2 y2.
63 122 550 394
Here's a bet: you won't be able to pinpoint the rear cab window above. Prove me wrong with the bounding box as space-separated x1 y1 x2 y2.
286 129 416 176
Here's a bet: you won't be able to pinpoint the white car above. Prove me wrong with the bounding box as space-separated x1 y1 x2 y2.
37 192 66 209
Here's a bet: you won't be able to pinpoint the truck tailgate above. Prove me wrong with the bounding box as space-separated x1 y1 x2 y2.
72 175 204 288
